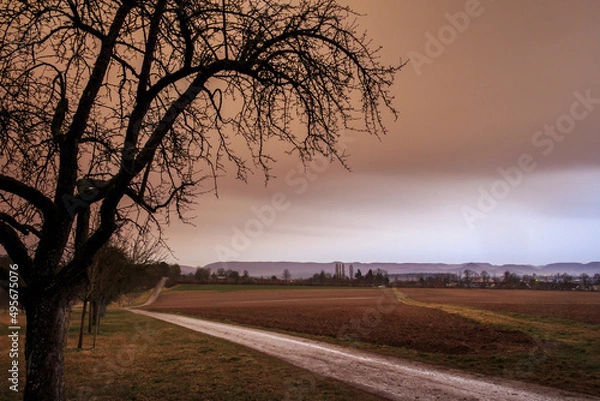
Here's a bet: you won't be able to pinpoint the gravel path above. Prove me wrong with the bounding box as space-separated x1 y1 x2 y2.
139 276 168 307
129 309 598 401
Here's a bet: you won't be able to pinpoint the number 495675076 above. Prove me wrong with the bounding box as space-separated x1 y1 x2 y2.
8 264 19 324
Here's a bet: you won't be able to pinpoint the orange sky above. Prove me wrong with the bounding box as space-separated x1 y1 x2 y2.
163 0 600 266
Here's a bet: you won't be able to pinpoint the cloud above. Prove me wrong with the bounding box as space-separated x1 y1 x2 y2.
165 0 600 266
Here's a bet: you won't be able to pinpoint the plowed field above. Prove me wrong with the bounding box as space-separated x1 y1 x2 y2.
401 288 600 324
147 288 534 355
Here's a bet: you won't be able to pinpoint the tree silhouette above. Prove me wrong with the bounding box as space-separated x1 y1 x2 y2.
480 270 490 288
0 0 401 399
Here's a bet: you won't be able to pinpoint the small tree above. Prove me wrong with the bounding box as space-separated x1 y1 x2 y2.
560 273 573 290
86 244 131 347
195 267 211 282
227 269 240 283
355 269 363 280
168 264 181 281
579 273 590 290
77 239 160 348
480 270 490 288
503 270 520 288
374 268 388 285
282 268 292 281
463 269 474 288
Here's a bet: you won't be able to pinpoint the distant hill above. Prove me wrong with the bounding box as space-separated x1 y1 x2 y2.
178 264 200 275
544 262 600 275
200 261 600 279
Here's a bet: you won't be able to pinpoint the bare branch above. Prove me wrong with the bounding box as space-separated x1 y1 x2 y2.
0 221 32 283
0 174 57 218
0 212 41 237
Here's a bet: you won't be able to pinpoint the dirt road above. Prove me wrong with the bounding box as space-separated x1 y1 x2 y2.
129 309 597 401
139 276 169 307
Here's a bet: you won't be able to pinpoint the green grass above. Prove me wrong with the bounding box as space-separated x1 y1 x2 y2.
0 308 386 401
124 288 155 306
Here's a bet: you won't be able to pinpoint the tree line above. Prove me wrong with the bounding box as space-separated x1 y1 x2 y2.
397 269 600 291
180 263 390 287
179 264 600 291
1 247 179 349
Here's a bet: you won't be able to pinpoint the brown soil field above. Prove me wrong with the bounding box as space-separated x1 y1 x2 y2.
147 288 534 355
401 289 600 324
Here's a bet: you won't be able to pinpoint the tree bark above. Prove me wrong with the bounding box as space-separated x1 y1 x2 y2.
87 300 93 334
63 305 72 350
77 299 87 349
92 303 100 348
24 294 69 401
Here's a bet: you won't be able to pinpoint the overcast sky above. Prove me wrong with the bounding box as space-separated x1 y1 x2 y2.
165 0 600 267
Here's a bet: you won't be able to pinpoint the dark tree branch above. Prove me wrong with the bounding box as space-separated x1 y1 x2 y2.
56 1 135 203
0 174 57 218
176 0 194 68
137 0 168 99
0 212 41 237
0 221 32 283
125 183 192 214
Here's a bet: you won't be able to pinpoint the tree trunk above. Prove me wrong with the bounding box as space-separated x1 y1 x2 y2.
77 299 87 349
92 304 100 348
87 300 94 334
63 305 72 350
24 294 69 401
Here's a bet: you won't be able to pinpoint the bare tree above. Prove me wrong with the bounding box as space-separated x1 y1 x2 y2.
580 273 590 290
0 1 401 399
76 241 132 349
194 266 211 282
480 270 490 288
282 268 291 281
463 269 474 288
